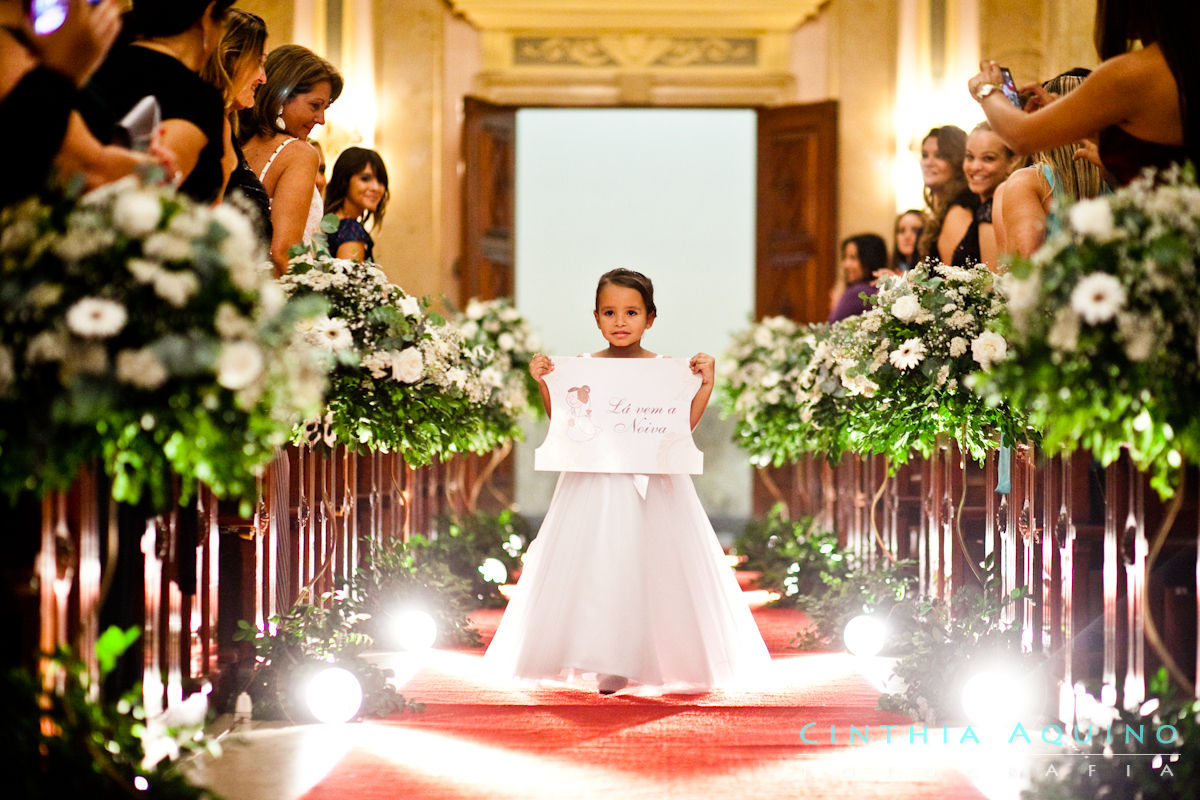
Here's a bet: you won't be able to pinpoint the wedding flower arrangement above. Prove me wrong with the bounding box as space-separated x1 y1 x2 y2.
280 246 494 464
452 297 545 451
0 176 329 509
720 261 1024 469
979 165 1200 497
849 260 1026 465
719 316 860 465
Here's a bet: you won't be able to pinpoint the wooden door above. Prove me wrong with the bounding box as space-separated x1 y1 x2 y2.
756 101 838 322
460 97 517 306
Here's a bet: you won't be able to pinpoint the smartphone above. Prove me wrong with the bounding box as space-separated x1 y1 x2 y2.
999 67 1022 108
31 0 100 36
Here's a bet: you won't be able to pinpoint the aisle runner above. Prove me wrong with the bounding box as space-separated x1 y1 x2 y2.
300 608 988 800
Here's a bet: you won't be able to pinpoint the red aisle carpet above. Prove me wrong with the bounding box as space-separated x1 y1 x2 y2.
299 606 991 800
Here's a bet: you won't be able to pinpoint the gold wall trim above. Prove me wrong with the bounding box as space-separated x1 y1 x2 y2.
512 35 758 68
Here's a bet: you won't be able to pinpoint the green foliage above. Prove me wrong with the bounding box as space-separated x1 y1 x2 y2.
980 165 1200 498
877 556 1035 724
1022 669 1199 799
0 176 330 510
0 625 219 798
409 509 531 607
234 588 420 721
730 504 848 603
791 557 916 649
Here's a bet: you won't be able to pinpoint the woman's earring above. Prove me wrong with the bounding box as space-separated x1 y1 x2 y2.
275 108 286 131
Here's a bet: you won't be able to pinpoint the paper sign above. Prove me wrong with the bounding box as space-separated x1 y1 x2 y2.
534 357 704 475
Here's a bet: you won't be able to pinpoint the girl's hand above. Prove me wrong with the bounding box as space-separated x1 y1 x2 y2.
968 59 1006 102
529 353 554 382
689 352 715 386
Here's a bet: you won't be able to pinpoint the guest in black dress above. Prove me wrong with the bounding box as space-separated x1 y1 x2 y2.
201 8 272 243
324 147 390 262
890 209 924 272
950 122 1022 269
915 125 979 266
80 0 234 204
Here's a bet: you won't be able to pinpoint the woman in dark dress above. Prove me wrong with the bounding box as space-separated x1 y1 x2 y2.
324 147 390 261
80 0 234 203
201 8 271 243
951 122 1022 269
915 125 979 266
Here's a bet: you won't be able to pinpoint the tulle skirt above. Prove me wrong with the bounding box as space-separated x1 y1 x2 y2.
484 472 770 693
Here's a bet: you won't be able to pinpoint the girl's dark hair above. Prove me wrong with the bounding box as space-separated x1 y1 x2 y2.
200 9 267 115
891 209 924 270
238 44 344 142
128 0 235 39
324 147 390 228
595 268 656 316
1095 0 1200 169
841 233 888 277
917 125 969 260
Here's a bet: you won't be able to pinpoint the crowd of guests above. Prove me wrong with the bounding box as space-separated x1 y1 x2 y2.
829 0 1198 322
0 0 391 273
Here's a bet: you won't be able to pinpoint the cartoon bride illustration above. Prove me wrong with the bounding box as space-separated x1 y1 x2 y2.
564 385 600 442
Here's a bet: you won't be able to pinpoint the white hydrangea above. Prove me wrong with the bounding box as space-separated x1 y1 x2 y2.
1069 197 1116 239
112 189 162 236
116 348 169 389
26 330 68 362
949 337 968 358
152 269 200 307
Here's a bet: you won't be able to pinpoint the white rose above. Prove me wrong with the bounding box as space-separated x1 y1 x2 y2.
497 332 516 352
127 258 161 284
116 348 169 389
216 341 265 390
258 281 286 316
391 347 424 383
1068 198 1115 239
398 295 422 318
891 294 921 322
499 306 520 322
112 189 162 237
466 298 486 320
970 330 1008 370
460 320 479 338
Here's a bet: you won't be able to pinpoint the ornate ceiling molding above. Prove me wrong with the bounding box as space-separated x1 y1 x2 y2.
446 0 827 105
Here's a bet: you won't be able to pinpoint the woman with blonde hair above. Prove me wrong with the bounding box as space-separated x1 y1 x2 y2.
239 44 343 272
992 69 1107 258
200 8 270 240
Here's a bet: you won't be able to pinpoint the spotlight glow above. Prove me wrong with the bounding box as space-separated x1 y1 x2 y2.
306 666 363 724
393 609 438 651
478 557 508 584
842 615 887 657
961 667 1029 729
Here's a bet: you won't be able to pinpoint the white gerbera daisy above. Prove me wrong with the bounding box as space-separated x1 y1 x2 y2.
889 337 927 370
310 316 354 351
65 297 127 338
1070 273 1126 324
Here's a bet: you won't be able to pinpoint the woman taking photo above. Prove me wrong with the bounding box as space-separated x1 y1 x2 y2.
240 44 342 273
914 125 978 266
323 146 389 261
81 0 233 203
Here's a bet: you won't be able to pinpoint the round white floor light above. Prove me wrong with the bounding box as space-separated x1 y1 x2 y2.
843 615 887 657
306 666 363 724
478 557 508 584
393 608 438 651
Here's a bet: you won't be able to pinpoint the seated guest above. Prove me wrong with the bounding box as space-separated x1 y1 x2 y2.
829 233 888 322
952 122 1023 269
239 44 342 273
80 0 233 203
324 146 389 261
